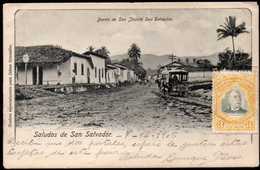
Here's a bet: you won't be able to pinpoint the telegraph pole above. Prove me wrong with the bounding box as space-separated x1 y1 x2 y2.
22 54 30 85
169 53 177 63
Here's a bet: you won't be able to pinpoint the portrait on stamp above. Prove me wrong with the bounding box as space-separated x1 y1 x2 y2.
213 72 256 132
221 87 248 115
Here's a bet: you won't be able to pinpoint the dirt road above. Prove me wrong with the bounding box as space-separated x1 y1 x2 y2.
16 84 211 132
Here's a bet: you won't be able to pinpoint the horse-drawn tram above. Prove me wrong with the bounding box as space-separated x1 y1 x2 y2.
157 68 189 96
155 66 212 108
155 61 212 108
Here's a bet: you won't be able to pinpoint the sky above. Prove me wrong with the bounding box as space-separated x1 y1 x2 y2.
15 9 251 57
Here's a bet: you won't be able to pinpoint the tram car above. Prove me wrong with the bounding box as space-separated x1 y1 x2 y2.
157 68 189 96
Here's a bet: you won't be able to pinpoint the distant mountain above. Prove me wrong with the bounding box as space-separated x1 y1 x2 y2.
141 54 173 69
111 52 219 69
111 54 128 61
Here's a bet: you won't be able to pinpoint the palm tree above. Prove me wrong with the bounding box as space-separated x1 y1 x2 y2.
128 43 141 64
216 16 249 68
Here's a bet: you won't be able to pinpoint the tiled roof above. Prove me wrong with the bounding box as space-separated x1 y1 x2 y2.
15 45 94 68
113 64 128 70
106 64 118 69
82 51 107 59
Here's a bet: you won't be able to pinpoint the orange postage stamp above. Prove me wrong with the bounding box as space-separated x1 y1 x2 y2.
213 72 257 133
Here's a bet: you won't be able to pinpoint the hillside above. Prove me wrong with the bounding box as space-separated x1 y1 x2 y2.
112 53 219 69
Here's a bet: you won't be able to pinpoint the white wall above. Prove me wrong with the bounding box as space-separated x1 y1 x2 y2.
58 58 71 84
16 55 94 85
42 64 59 85
90 54 106 84
41 56 93 85
122 69 128 82
16 64 33 85
189 71 212 81
127 70 136 82
70 56 93 84
106 69 116 83
116 67 128 82
118 68 124 82
114 68 120 83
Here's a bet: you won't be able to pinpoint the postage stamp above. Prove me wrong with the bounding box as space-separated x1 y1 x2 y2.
213 72 257 132
3 2 259 168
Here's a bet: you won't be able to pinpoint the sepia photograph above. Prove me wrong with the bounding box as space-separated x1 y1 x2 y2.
14 8 252 132
3 2 259 168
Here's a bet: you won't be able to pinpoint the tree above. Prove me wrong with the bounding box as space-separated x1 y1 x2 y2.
119 58 146 80
216 16 249 68
217 48 232 70
95 46 110 57
234 49 252 70
120 43 146 80
128 43 141 64
95 46 111 65
196 59 213 71
88 46 95 52
134 65 146 80
217 48 251 70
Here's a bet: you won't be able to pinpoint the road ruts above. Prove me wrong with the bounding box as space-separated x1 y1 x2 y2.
16 84 211 133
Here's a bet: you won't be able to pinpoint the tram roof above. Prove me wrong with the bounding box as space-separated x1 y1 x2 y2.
161 68 188 74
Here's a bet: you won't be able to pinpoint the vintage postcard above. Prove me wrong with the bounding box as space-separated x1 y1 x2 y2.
3 2 259 168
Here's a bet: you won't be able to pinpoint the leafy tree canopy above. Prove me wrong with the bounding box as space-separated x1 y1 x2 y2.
217 48 251 70
128 43 141 64
95 46 112 65
216 16 249 40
